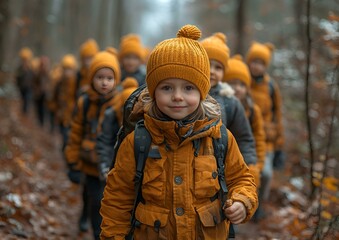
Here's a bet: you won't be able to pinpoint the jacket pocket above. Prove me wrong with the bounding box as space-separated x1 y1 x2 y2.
196 200 228 240
134 203 169 240
80 139 97 164
142 157 166 203
194 155 220 198
264 122 277 142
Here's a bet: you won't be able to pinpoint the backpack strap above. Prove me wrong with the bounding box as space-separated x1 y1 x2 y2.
82 93 90 123
248 105 255 126
268 79 276 118
212 124 228 209
126 120 152 239
212 124 235 239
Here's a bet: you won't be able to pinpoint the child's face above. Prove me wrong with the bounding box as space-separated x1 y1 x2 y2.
122 54 142 73
63 67 76 78
82 56 93 69
210 59 224 87
154 78 200 120
92 67 115 95
228 79 247 101
248 58 266 77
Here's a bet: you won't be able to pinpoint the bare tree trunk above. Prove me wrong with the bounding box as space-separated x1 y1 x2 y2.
294 0 305 44
0 0 10 70
305 0 316 200
113 0 124 47
234 0 246 55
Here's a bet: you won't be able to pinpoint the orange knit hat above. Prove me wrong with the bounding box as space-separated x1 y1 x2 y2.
88 51 121 86
80 39 99 58
61 54 77 69
200 32 230 71
119 34 145 62
121 77 139 104
224 55 251 88
146 25 210 100
246 41 275 66
19 47 33 60
105 47 118 57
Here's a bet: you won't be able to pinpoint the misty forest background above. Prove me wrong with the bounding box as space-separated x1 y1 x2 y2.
0 0 338 239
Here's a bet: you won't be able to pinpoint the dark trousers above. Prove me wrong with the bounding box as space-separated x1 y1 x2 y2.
59 125 69 152
20 88 32 114
34 94 45 126
84 175 105 240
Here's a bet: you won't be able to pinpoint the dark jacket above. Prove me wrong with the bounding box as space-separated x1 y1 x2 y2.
120 67 146 87
209 83 257 165
96 106 120 178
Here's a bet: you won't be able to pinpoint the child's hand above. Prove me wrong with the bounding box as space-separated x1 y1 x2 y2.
224 201 246 224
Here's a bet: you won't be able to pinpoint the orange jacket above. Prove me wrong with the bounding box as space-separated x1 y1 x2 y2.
100 114 258 239
250 74 284 151
245 103 266 187
54 75 77 127
64 88 117 176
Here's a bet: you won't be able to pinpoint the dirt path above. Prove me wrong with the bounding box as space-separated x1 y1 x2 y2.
0 78 92 239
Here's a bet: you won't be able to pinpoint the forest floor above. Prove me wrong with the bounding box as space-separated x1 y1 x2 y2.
0 73 338 240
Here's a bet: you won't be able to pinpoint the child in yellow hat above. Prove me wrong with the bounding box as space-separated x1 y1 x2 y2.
64 50 121 240
100 25 257 239
246 41 285 220
119 34 146 86
200 33 258 171
16 47 34 114
77 39 99 94
224 55 266 189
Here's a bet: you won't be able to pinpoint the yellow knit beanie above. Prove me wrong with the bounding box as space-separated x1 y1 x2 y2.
119 34 145 62
200 32 230 71
19 47 33 60
121 77 139 104
246 41 275 66
88 51 121 86
224 55 251 88
80 39 99 58
61 54 77 69
146 25 210 100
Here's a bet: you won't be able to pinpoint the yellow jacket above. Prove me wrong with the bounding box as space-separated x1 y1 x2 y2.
251 74 284 151
65 88 117 176
100 114 258 239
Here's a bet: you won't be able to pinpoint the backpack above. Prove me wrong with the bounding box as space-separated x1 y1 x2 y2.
111 85 235 239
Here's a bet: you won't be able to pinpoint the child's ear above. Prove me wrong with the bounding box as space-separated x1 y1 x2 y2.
264 42 275 52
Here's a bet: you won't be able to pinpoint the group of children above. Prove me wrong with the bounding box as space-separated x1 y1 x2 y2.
15 24 284 240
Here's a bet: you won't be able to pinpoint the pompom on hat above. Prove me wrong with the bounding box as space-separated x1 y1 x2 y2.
87 51 121 86
200 32 230 71
146 24 210 100
223 55 251 88
19 47 33 61
80 39 99 58
119 34 145 62
61 54 77 70
246 41 275 66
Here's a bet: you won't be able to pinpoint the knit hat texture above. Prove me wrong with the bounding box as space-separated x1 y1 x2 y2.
88 51 121 86
223 55 251 88
121 77 139 104
80 39 99 58
61 54 77 70
19 47 33 60
119 34 145 62
146 24 210 100
200 32 230 71
246 41 275 66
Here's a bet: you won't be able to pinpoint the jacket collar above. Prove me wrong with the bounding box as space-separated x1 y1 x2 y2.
144 114 221 150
